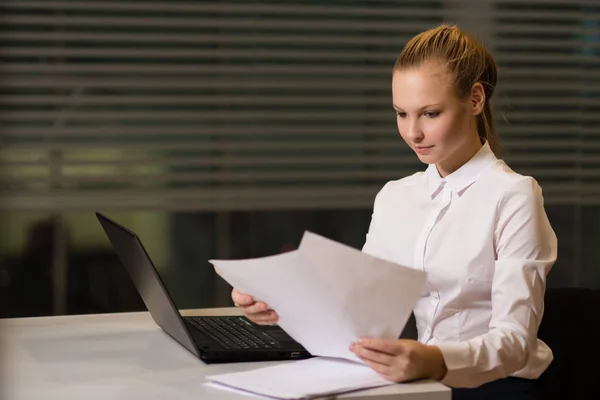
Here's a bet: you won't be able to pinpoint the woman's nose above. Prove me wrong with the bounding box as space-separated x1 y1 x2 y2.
403 121 424 143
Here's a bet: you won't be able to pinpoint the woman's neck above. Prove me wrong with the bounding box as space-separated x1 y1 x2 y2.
436 137 483 178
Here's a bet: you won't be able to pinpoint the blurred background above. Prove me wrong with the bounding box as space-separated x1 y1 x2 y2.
0 0 598 319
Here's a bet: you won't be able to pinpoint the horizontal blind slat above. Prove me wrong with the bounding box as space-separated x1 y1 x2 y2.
0 94 390 106
1 77 389 89
0 63 389 75
0 110 395 121
0 31 411 46
3 15 436 32
5 139 598 152
1 126 396 137
1 47 400 61
2 1 444 18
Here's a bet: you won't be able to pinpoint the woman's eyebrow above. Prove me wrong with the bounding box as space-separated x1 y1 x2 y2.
393 103 442 111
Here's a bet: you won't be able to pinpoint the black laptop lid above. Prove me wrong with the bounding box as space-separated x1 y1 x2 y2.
96 212 199 357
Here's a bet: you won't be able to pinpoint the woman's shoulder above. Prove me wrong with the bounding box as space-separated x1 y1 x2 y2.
485 160 545 204
376 171 426 198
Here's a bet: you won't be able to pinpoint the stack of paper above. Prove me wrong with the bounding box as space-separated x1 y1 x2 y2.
207 231 427 399
206 358 392 399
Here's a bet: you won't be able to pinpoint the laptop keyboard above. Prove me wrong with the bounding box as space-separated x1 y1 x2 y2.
186 316 283 350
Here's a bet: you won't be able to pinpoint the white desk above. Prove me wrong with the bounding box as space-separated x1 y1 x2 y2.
1 308 451 400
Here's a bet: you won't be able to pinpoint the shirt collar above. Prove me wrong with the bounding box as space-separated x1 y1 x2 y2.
426 141 497 198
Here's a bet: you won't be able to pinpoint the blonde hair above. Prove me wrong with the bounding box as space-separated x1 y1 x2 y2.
393 24 500 156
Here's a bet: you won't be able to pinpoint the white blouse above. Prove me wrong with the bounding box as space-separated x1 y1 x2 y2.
362 142 557 388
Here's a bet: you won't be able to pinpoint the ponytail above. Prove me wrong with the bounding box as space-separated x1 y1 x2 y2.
477 101 501 157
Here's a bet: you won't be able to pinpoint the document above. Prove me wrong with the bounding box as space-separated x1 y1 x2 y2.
207 231 427 399
206 358 392 399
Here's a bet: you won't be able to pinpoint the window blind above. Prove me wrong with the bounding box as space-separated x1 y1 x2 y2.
491 0 600 205
0 0 444 211
2 0 598 211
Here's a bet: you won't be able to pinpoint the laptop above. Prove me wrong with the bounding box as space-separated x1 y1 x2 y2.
95 212 311 364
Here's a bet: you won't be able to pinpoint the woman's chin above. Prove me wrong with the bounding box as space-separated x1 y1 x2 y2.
415 153 438 165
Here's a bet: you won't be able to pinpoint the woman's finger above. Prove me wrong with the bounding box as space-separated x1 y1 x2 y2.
357 338 401 356
352 344 393 366
248 310 279 324
358 357 392 378
231 288 254 306
241 301 270 315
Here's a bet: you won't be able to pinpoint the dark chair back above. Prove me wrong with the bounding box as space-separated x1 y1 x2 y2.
536 287 600 400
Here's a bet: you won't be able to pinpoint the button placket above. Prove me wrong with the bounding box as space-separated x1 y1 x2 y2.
414 182 453 343
414 183 452 271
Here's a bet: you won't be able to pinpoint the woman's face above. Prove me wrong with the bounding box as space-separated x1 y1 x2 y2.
392 61 483 176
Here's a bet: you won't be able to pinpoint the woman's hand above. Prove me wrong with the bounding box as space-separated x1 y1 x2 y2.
350 338 447 383
231 288 279 325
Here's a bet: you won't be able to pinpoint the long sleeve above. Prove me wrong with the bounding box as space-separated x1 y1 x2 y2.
437 177 557 388
362 182 393 260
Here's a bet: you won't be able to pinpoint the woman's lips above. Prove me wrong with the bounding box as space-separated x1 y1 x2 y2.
413 145 434 155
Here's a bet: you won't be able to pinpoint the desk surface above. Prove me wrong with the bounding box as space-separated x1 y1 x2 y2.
1 308 450 400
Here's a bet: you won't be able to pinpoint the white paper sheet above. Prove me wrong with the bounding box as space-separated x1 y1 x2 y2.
210 231 427 362
205 358 393 400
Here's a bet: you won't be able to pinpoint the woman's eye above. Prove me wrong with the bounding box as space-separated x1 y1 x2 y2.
396 112 407 118
424 111 440 118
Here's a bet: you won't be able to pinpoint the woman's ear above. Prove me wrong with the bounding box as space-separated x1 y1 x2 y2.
470 83 486 115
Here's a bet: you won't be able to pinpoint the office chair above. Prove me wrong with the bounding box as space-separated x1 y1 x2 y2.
400 312 418 340
536 287 600 400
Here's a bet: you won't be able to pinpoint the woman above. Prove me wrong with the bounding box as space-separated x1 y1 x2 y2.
231 24 557 400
